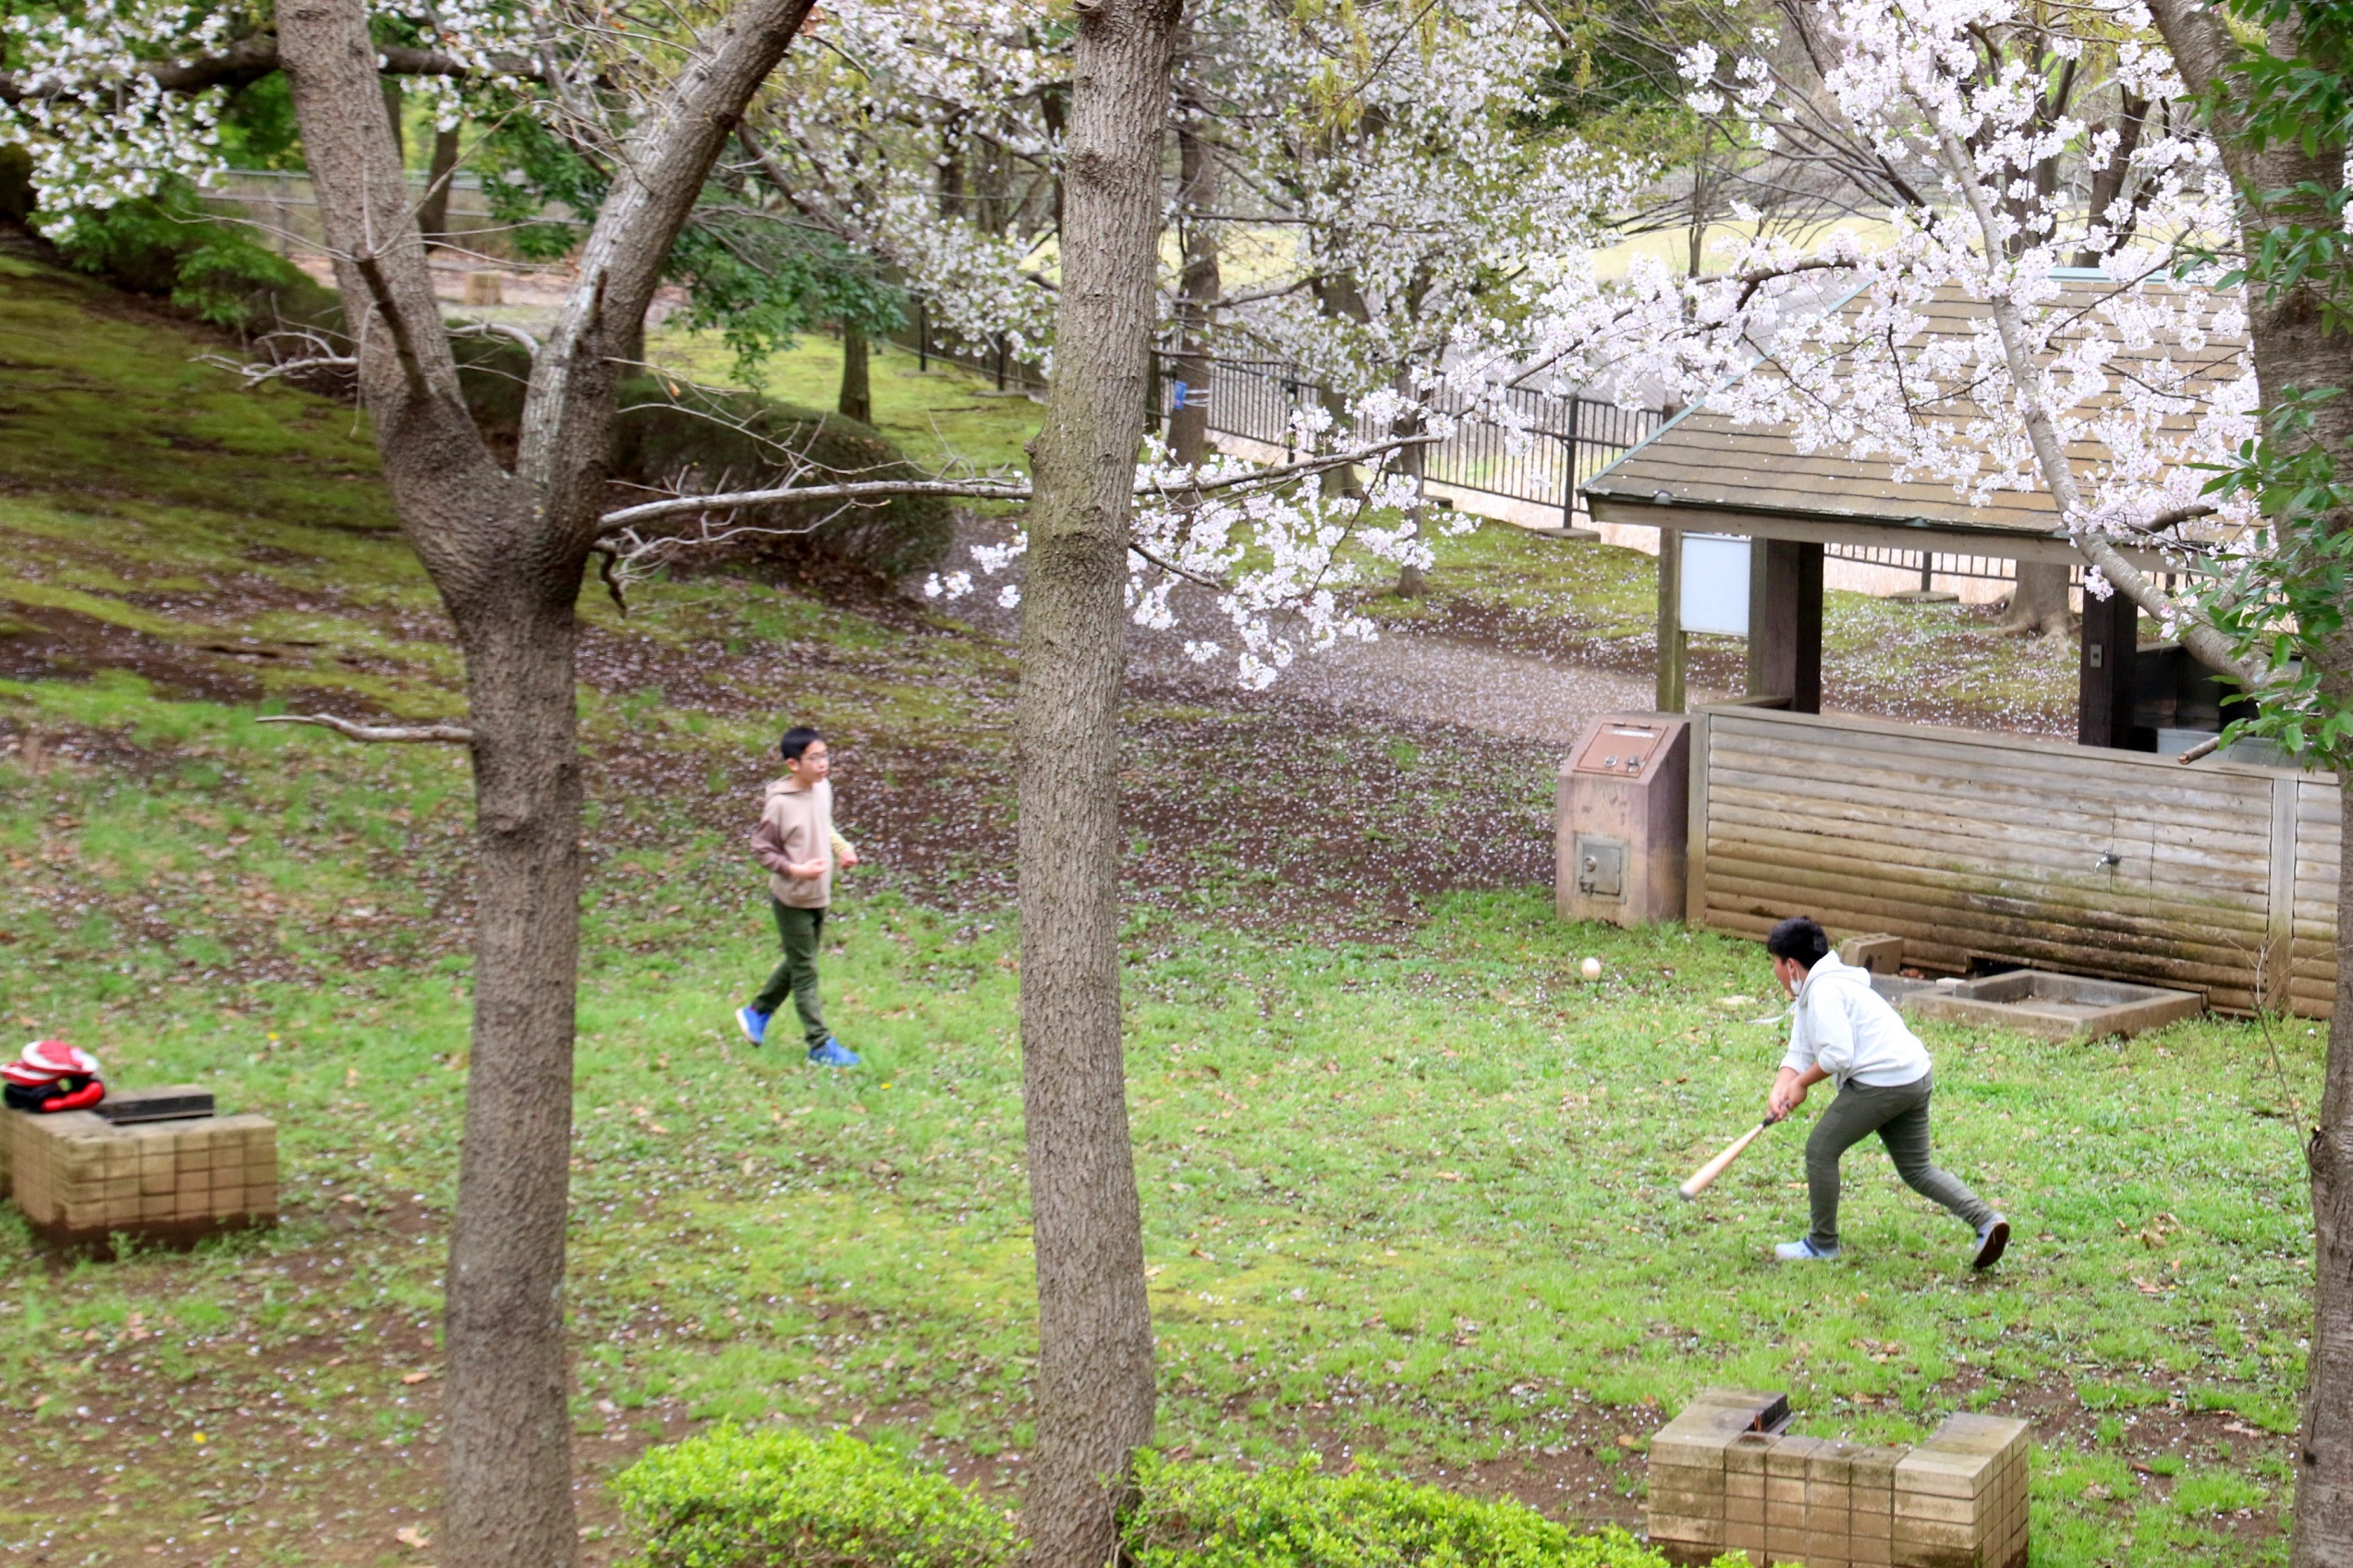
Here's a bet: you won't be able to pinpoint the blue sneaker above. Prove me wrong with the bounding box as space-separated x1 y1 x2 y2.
735 1006 770 1046
1972 1216 2011 1270
1774 1238 1838 1262
807 1038 860 1068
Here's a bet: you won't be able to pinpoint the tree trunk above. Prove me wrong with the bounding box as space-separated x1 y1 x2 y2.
281 0 818 1562
418 125 462 248
1167 98 1218 468
381 78 405 162
1997 561 2071 638
838 322 872 425
2310 776 2353 1568
2072 90 2148 268
1016 0 1181 1560
2144 7 2353 1564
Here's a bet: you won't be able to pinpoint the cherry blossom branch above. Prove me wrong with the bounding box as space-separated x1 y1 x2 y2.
0 37 543 103
256 713 473 745
1929 122 2259 687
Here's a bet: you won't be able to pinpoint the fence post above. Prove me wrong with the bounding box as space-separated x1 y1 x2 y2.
1561 397 1584 528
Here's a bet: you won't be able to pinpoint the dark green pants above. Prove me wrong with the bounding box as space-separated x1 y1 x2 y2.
1806 1074 1993 1252
751 900 827 1050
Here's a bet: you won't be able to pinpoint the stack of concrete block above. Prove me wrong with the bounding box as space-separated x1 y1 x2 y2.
7 1097 275 1251
1649 1388 2029 1568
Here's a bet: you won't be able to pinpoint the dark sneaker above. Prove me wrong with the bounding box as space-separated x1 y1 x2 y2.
1774 1238 1837 1261
736 1006 770 1046
808 1038 860 1068
1972 1216 2011 1270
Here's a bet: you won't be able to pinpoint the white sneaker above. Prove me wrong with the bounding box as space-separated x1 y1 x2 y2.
1774 1238 1837 1261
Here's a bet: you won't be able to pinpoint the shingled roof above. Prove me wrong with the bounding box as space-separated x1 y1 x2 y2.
1581 271 2246 565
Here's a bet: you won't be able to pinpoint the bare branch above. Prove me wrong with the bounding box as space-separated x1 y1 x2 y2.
1128 540 1225 590
599 477 1032 534
2176 732 2225 765
257 712 473 744
591 434 1445 536
447 317 544 358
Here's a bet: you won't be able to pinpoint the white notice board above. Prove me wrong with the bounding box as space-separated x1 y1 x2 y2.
1680 533 1750 637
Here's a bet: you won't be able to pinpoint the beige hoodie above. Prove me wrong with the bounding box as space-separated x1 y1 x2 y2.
750 777 853 908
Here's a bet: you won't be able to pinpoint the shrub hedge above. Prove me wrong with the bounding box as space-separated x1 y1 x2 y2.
616 1431 1725 1568
614 1426 1022 1568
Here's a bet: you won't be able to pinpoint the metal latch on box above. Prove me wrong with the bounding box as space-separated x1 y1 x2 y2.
1575 833 1626 900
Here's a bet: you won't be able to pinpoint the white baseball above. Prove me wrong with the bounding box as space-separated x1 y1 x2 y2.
1579 956 1603 981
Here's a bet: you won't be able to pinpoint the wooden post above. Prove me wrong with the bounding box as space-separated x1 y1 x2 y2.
1754 539 1823 712
1657 527 1685 713
1561 397 1583 529
1745 538 1769 697
2079 586 2140 748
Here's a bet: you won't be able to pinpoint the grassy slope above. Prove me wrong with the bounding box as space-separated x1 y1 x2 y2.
0 253 2314 1568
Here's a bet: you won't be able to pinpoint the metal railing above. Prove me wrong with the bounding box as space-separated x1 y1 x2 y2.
1157 353 1666 525
198 168 572 261
1822 545 2026 587
890 300 1048 395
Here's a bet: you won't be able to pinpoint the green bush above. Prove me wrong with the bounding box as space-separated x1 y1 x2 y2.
39 183 339 333
1123 1451 1689 1568
453 336 952 581
616 1432 1726 1568
613 1425 1022 1568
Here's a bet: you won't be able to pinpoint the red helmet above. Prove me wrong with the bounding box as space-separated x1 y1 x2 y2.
0 1039 101 1086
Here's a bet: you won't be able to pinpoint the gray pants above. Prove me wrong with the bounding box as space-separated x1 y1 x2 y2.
1807 1073 1993 1252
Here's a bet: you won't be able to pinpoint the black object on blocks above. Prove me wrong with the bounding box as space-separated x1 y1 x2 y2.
95 1085 215 1124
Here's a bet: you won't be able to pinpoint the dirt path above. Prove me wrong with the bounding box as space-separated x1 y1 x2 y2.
934 517 1722 748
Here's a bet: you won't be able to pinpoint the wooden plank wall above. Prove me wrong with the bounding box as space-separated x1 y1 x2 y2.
1688 706 2338 1017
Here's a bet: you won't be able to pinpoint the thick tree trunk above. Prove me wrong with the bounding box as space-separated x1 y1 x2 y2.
1167 102 1218 468
2312 777 2353 1567
418 125 463 248
2144 7 2353 1564
1015 0 1181 1560
444 594 585 1562
1997 561 2071 638
282 1 817 1563
838 323 872 425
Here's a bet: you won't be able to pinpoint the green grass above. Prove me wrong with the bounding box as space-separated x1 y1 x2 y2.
0 703 2314 1563
646 323 1044 477
0 247 2311 1567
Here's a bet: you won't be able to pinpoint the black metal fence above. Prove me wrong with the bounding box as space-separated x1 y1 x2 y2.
890 301 1048 395
883 308 1671 522
1821 545 2026 588
1156 354 1666 524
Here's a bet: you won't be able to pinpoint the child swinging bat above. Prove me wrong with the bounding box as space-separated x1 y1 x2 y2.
1686 918 2010 1271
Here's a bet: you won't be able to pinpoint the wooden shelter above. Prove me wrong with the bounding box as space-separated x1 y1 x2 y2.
1583 271 2246 748
1568 273 2340 1015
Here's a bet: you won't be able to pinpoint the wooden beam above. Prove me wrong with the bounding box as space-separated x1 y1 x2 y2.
2079 587 2141 748
1753 540 1823 713
1587 499 2179 572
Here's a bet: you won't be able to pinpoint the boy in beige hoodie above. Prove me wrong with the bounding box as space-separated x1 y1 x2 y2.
738 726 861 1066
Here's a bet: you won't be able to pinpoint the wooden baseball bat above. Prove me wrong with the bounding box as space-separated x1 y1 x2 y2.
1678 1113 1784 1200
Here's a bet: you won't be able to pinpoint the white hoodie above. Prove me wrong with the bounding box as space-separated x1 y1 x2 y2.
1781 952 1932 1088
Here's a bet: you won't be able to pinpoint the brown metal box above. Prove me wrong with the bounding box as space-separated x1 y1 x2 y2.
1557 714 1691 927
